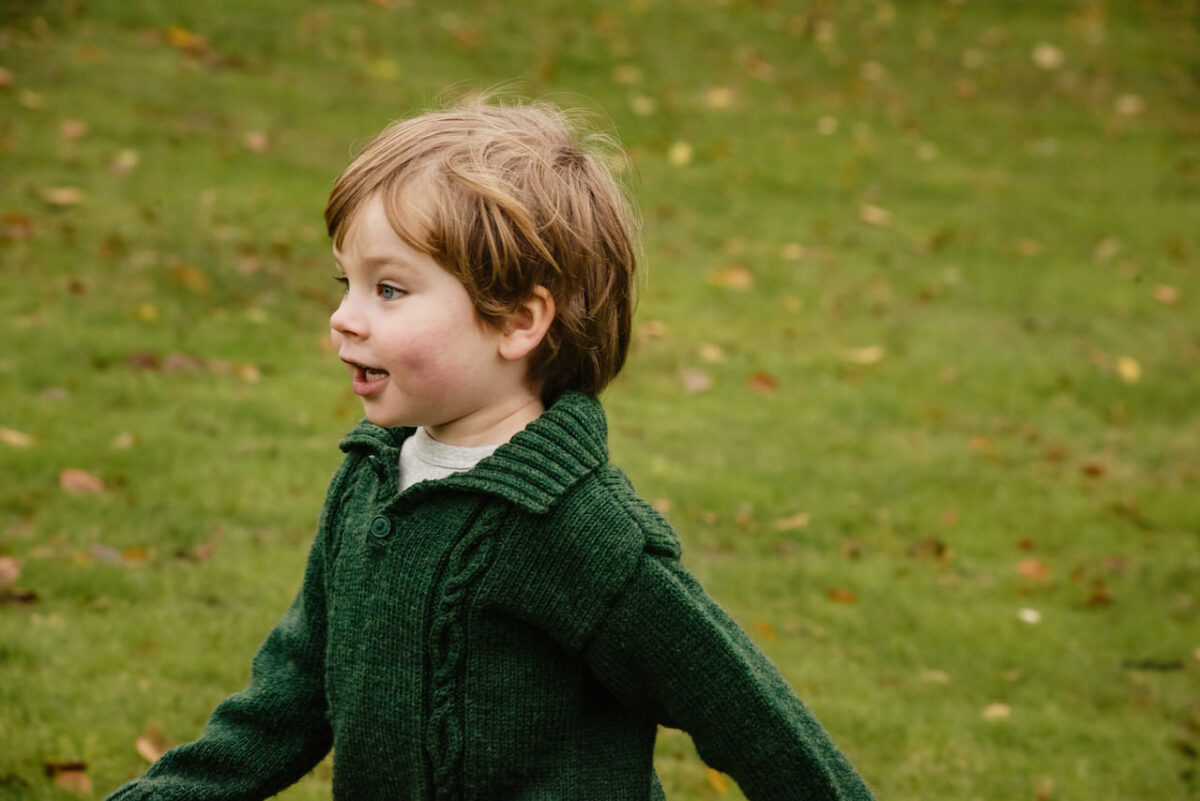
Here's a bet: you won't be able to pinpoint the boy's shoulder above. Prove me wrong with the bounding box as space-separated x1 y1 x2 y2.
550 461 681 560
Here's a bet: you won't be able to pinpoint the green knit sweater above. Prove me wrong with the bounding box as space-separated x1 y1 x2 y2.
106 393 875 801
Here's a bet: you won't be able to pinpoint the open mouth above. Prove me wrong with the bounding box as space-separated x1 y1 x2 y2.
342 358 390 395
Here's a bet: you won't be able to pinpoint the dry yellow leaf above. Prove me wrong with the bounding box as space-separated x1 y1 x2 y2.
753 620 778 640
1115 356 1141 384
859 204 891 226
773 512 810 531
982 702 1012 721
171 264 212 295
708 266 754 289
42 187 85 206
667 141 693 166
704 86 735 109
0 427 35 448
706 768 731 794
1031 43 1064 69
136 726 171 763
842 345 885 365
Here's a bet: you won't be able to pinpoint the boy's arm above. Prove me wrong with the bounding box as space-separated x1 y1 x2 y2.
583 552 876 801
105 460 349 801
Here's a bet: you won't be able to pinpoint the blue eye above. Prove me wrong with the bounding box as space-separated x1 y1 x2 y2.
378 284 404 300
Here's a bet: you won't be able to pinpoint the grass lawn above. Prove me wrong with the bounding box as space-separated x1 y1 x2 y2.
2 1 1198 799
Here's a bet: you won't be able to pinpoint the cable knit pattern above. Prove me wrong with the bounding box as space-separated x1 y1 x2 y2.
103 392 875 801
426 503 502 801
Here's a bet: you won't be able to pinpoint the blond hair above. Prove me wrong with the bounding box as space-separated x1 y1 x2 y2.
325 100 638 402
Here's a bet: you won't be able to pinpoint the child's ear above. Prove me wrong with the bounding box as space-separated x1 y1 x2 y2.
498 286 555 362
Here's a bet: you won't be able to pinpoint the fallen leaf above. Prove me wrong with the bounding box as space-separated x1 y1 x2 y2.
1115 356 1141 383
1154 284 1179 306
706 768 731 794
1018 559 1051 581
110 148 141 174
982 702 1011 721
1017 608 1042 625
170 264 211 295
233 363 262 383
111 431 136 450
60 468 104 494
748 371 779 393
123 547 150 564
698 343 725 363
0 556 19 587
136 726 171 763
859 204 891 226
842 345 885 365
2 211 33 241
703 86 736 109
1114 94 1144 116
59 119 88 141
0 426 35 447
45 762 92 796
708 266 754 289
1031 42 1064 69
42 187 86 206
826 587 858 604
679 368 712 393
773 512 810 531
243 130 271 152
667 141 693 166
754 620 778 640
166 25 209 55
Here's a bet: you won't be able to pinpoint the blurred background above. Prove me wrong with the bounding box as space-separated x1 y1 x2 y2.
1 1 1198 799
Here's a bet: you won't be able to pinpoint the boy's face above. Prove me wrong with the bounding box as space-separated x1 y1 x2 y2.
330 195 536 444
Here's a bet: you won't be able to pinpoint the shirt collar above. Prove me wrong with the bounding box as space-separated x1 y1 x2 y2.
338 392 609 514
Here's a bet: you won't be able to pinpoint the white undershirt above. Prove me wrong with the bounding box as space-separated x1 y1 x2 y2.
398 427 499 491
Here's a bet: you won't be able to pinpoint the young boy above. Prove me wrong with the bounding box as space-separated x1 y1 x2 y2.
106 101 875 800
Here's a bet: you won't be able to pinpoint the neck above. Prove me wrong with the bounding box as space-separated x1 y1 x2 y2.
426 394 545 447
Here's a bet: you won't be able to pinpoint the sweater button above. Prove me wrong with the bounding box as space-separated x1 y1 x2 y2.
369 515 392 539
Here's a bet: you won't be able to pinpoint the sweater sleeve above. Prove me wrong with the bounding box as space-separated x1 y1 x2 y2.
104 462 351 801
582 552 876 801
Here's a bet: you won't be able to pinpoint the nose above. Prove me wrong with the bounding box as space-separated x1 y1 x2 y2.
330 295 365 340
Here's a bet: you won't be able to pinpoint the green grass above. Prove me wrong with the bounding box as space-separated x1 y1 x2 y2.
2 1 1199 799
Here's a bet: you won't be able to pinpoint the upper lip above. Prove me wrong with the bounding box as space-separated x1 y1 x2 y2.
340 355 385 373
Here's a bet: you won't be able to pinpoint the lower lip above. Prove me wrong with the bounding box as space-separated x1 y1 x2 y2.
351 369 390 397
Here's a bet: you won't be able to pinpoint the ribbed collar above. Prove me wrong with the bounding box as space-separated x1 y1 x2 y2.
338 392 609 514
